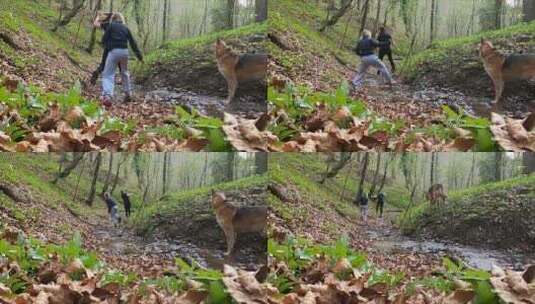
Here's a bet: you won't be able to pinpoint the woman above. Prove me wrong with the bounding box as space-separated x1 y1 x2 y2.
351 29 394 89
93 12 143 107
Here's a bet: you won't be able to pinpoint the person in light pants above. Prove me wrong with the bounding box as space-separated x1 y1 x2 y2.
352 29 395 89
93 12 143 106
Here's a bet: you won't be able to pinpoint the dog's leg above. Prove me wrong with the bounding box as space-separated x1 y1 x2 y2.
226 77 238 104
223 226 235 255
493 78 505 104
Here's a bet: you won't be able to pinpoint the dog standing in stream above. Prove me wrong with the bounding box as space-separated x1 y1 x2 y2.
479 38 535 105
215 39 267 103
211 190 267 255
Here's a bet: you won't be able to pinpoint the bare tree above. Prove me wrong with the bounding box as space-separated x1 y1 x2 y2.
85 153 102 206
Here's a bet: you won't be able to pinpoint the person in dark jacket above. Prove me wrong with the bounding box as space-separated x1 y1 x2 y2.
354 192 369 224
103 192 117 214
90 13 114 85
377 27 396 74
103 192 121 226
352 29 394 89
376 192 386 218
93 12 143 106
120 190 131 218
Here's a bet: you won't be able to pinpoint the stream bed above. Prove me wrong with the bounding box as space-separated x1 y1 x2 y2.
366 223 533 271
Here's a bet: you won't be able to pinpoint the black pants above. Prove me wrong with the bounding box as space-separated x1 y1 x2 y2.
378 48 395 73
124 204 131 217
376 201 384 218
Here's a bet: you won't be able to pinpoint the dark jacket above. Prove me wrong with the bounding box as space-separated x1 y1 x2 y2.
104 196 117 214
121 192 131 209
377 32 392 50
102 22 143 61
377 193 385 204
354 37 386 57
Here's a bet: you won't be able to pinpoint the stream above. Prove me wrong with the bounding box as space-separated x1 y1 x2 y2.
358 71 532 119
366 222 533 271
93 223 265 272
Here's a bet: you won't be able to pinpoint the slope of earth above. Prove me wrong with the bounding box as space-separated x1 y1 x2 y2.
268 0 358 91
0 0 95 92
0 154 180 276
411 174 535 254
401 21 535 116
129 174 268 269
134 22 268 119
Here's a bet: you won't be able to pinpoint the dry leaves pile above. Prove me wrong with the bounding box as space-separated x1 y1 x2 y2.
490 112 535 151
490 264 535 304
0 80 212 152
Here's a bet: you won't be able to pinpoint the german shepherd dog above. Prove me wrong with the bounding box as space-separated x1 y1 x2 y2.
214 39 267 103
211 190 267 255
479 39 535 105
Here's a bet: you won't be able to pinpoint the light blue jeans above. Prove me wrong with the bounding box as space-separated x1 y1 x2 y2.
352 54 393 88
102 48 131 98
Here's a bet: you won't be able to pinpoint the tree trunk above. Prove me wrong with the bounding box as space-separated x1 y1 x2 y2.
226 0 235 29
495 0 503 29
86 0 102 53
430 152 436 186
368 154 382 196
162 0 169 43
320 0 354 32
373 0 382 37
53 153 85 183
320 153 352 183
523 153 535 174
255 0 267 22
110 154 127 195
226 153 235 181
53 0 86 31
494 152 503 181
378 154 392 193
85 153 102 206
430 0 436 43
357 152 369 198
524 0 535 21
162 152 169 194
100 154 114 195
255 152 268 174
359 0 371 35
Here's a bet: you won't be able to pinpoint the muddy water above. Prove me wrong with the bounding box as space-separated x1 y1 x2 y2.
143 88 265 119
359 72 532 118
366 223 531 271
93 225 264 271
